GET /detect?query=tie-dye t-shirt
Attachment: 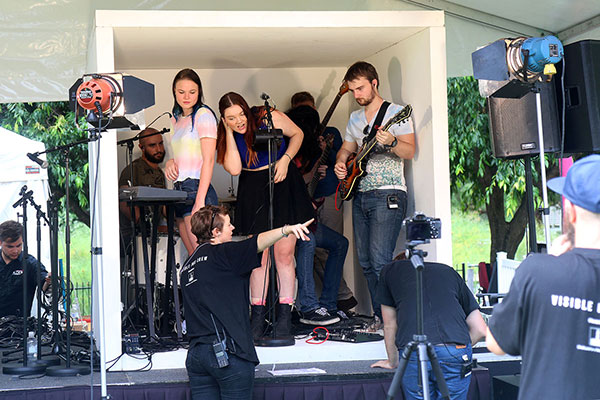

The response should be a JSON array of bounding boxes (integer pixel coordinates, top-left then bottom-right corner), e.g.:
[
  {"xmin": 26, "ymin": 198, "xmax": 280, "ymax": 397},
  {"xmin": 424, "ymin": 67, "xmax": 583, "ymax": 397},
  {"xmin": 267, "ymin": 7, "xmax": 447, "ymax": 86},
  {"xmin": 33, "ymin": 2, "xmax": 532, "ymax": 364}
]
[{"xmin": 169, "ymin": 107, "xmax": 217, "ymax": 182}]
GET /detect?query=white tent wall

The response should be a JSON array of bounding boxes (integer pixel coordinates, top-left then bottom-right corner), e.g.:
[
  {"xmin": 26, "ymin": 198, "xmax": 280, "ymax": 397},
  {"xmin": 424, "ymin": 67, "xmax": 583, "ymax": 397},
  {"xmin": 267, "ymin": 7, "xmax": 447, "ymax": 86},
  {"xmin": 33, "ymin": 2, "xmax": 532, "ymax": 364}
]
[
  {"xmin": 4, "ymin": 1, "xmax": 600, "ymax": 103},
  {"xmin": 0, "ymin": 128, "xmax": 51, "ymax": 273},
  {"xmin": 86, "ymin": 9, "xmax": 448, "ymax": 366}
]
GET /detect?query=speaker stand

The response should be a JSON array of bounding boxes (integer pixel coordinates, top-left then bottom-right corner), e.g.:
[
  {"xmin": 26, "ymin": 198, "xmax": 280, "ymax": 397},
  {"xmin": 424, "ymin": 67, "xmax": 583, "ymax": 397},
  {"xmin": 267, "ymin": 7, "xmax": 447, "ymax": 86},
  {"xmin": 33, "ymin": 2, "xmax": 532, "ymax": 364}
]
[{"xmin": 534, "ymin": 89, "xmax": 552, "ymax": 248}]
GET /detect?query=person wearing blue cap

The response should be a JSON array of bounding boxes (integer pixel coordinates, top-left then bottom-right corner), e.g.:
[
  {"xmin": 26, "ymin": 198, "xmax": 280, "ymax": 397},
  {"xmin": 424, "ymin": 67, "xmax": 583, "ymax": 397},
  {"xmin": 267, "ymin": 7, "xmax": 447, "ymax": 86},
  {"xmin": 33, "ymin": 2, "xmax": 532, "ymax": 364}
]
[{"xmin": 486, "ymin": 154, "xmax": 600, "ymax": 400}]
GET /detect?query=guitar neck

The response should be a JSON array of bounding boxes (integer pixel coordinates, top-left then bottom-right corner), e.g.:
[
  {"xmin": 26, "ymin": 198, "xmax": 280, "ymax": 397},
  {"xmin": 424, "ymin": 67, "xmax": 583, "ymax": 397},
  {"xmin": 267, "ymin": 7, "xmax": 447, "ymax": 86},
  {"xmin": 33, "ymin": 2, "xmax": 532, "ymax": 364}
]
[
  {"xmin": 307, "ymin": 141, "xmax": 334, "ymax": 197},
  {"xmin": 317, "ymin": 92, "xmax": 344, "ymax": 137}
]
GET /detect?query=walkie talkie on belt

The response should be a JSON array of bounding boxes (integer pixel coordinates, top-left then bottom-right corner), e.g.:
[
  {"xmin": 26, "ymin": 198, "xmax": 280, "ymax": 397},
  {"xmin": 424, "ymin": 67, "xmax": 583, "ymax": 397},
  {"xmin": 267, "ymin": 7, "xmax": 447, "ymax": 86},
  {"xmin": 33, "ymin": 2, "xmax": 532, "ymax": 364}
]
[{"xmin": 211, "ymin": 314, "xmax": 229, "ymax": 368}]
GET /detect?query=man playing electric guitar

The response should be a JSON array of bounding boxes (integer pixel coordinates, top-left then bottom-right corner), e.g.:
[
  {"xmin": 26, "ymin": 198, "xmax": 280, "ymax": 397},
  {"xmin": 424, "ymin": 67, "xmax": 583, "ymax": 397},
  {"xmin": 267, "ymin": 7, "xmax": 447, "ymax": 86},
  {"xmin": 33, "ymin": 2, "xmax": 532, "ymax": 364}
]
[{"xmin": 334, "ymin": 61, "xmax": 415, "ymax": 330}]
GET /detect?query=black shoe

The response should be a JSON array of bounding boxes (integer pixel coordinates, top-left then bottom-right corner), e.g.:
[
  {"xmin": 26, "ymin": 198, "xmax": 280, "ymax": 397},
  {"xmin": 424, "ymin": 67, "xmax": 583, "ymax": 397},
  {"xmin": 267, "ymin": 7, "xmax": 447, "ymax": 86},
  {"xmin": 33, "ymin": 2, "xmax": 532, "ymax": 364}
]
[
  {"xmin": 337, "ymin": 296, "xmax": 358, "ymax": 313},
  {"xmin": 299, "ymin": 307, "xmax": 340, "ymax": 326},
  {"xmin": 250, "ymin": 305, "xmax": 267, "ymax": 340},
  {"xmin": 274, "ymin": 303, "xmax": 293, "ymax": 337}
]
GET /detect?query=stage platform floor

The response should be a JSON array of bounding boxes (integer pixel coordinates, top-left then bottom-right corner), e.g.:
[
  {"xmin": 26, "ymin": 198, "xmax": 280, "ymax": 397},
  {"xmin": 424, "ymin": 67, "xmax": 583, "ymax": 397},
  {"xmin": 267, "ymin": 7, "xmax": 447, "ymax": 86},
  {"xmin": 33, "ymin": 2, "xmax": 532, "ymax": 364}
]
[{"xmin": 0, "ymin": 339, "xmax": 520, "ymax": 397}]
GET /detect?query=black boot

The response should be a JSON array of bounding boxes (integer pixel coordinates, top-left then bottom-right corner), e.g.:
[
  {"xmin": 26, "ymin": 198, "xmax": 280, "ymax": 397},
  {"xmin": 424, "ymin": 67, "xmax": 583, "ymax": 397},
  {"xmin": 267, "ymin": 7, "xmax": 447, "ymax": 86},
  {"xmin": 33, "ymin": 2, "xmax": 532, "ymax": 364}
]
[
  {"xmin": 250, "ymin": 305, "xmax": 267, "ymax": 341},
  {"xmin": 274, "ymin": 303, "xmax": 292, "ymax": 338}
]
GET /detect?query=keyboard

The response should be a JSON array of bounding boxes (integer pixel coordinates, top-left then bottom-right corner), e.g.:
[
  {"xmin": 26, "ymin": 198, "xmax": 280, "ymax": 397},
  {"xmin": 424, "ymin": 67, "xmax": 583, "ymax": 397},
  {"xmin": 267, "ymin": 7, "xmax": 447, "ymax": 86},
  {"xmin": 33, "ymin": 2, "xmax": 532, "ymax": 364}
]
[{"xmin": 119, "ymin": 186, "xmax": 187, "ymax": 202}]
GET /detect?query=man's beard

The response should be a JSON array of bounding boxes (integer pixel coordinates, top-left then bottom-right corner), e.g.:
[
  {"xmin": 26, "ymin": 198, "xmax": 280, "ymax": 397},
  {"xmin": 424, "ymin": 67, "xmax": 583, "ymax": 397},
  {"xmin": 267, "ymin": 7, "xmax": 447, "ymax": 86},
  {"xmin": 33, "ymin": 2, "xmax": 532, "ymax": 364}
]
[
  {"xmin": 145, "ymin": 151, "xmax": 165, "ymax": 164},
  {"xmin": 356, "ymin": 94, "xmax": 374, "ymax": 106}
]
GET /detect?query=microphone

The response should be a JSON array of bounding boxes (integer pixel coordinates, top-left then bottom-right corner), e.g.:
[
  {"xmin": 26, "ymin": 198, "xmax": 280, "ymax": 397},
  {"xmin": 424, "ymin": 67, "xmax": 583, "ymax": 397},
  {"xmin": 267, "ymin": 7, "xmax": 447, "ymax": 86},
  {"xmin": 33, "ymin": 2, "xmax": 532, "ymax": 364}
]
[
  {"xmin": 260, "ymin": 93, "xmax": 270, "ymax": 101},
  {"xmin": 27, "ymin": 153, "xmax": 48, "ymax": 169}
]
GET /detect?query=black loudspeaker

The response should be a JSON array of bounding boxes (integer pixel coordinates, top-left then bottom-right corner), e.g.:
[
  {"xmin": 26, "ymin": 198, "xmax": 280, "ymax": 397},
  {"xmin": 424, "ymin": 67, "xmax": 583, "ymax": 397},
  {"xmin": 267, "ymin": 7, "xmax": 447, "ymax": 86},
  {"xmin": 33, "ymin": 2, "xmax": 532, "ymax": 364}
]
[
  {"xmin": 555, "ymin": 40, "xmax": 600, "ymax": 154},
  {"xmin": 488, "ymin": 82, "xmax": 561, "ymax": 159}
]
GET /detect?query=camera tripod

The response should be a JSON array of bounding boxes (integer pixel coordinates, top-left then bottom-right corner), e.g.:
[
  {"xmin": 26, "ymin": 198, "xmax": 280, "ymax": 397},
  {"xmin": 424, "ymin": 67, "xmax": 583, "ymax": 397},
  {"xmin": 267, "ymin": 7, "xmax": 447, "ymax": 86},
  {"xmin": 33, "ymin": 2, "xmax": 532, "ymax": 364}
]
[{"xmin": 386, "ymin": 241, "xmax": 450, "ymax": 400}]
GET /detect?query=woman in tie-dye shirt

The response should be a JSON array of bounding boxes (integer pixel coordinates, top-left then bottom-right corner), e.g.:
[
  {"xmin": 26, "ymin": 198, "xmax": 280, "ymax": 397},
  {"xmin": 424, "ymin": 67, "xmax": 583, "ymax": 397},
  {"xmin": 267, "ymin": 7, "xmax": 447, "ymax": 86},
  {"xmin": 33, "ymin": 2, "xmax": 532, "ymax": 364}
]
[{"xmin": 165, "ymin": 69, "xmax": 218, "ymax": 255}]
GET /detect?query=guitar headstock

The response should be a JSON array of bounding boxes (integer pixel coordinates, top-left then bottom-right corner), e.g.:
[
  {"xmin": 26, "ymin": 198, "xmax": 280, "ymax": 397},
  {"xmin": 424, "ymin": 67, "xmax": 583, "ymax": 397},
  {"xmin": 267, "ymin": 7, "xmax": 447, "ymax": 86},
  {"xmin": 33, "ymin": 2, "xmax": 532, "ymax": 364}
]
[
  {"xmin": 339, "ymin": 81, "xmax": 349, "ymax": 96},
  {"xmin": 383, "ymin": 104, "xmax": 413, "ymax": 130}
]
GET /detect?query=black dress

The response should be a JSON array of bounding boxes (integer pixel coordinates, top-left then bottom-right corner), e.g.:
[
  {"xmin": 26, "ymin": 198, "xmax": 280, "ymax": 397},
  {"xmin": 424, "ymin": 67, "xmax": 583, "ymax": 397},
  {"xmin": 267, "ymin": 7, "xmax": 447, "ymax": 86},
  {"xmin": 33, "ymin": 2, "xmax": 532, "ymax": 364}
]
[{"xmin": 233, "ymin": 131, "xmax": 314, "ymax": 235}]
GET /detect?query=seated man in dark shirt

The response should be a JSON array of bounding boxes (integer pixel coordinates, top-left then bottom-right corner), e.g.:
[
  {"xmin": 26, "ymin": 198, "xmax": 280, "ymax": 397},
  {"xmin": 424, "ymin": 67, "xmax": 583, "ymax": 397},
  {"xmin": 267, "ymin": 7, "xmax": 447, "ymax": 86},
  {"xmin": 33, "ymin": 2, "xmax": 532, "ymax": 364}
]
[
  {"xmin": 372, "ymin": 260, "xmax": 486, "ymax": 400},
  {"xmin": 0, "ymin": 220, "xmax": 48, "ymax": 318},
  {"xmin": 287, "ymin": 92, "xmax": 357, "ymax": 324},
  {"xmin": 119, "ymin": 127, "xmax": 166, "ymax": 248}
]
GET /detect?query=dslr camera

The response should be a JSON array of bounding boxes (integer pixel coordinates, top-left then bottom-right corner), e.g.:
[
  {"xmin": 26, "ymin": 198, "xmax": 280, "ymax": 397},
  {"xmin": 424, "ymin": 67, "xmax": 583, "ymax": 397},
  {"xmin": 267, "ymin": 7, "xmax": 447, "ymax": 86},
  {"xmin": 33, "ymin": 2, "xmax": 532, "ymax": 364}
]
[{"xmin": 405, "ymin": 213, "xmax": 442, "ymax": 241}]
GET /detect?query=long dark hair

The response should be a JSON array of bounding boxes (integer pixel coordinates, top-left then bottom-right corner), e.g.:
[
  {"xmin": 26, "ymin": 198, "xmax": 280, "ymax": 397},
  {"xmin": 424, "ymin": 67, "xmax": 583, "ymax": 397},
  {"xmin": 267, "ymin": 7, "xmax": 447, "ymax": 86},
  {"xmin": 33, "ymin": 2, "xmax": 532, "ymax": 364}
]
[
  {"xmin": 286, "ymin": 105, "xmax": 321, "ymax": 173},
  {"xmin": 216, "ymin": 92, "xmax": 259, "ymax": 167},
  {"xmin": 171, "ymin": 68, "xmax": 205, "ymax": 129}
]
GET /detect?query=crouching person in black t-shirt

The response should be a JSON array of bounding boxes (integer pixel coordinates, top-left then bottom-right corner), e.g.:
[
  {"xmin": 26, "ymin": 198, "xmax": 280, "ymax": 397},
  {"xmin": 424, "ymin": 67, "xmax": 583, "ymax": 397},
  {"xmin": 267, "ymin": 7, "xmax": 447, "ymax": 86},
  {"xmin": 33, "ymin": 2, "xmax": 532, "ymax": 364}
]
[
  {"xmin": 371, "ymin": 261, "xmax": 487, "ymax": 400},
  {"xmin": 181, "ymin": 205, "xmax": 312, "ymax": 400}
]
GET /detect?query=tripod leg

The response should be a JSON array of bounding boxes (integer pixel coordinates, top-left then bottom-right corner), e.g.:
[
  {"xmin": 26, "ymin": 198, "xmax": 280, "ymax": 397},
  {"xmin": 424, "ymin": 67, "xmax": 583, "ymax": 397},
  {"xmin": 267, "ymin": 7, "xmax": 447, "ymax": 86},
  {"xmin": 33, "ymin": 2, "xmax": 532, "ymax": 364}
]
[
  {"xmin": 416, "ymin": 343, "xmax": 431, "ymax": 400},
  {"xmin": 427, "ymin": 343, "xmax": 450, "ymax": 400},
  {"xmin": 386, "ymin": 342, "xmax": 416, "ymax": 400}
]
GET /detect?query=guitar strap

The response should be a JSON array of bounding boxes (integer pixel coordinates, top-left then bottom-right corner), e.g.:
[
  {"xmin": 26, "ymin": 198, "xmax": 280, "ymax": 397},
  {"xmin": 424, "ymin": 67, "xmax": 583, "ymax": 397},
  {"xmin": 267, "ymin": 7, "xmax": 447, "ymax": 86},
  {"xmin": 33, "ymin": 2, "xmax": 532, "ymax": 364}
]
[{"xmin": 364, "ymin": 101, "xmax": 390, "ymax": 143}]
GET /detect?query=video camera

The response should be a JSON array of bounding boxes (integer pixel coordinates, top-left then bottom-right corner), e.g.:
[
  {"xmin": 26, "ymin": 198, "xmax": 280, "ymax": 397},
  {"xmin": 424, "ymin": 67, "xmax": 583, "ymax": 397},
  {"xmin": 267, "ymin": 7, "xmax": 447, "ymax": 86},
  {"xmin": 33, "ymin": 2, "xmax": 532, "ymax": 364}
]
[{"xmin": 405, "ymin": 213, "xmax": 441, "ymax": 242}]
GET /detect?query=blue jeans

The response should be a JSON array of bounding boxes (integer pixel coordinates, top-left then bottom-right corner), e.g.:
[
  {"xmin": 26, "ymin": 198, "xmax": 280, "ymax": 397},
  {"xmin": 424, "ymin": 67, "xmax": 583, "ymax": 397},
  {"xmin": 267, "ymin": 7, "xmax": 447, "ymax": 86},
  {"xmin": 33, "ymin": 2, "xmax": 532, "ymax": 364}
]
[
  {"xmin": 186, "ymin": 342, "xmax": 255, "ymax": 400},
  {"xmin": 295, "ymin": 223, "xmax": 349, "ymax": 312},
  {"xmin": 174, "ymin": 179, "xmax": 218, "ymax": 218},
  {"xmin": 352, "ymin": 189, "xmax": 406, "ymax": 318},
  {"xmin": 402, "ymin": 343, "xmax": 472, "ymax": 400}
]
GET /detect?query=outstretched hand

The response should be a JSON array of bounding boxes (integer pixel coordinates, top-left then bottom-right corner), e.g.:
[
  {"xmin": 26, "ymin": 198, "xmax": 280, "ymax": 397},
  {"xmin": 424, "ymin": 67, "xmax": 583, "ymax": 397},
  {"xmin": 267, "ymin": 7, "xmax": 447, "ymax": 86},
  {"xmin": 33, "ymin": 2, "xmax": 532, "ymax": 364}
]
[
  {"xmin": 283, "ymin": 218, "xmax": 314, "ymax": 241},
  {"xmin": 371, "ymin": 359, "xmax": 396, "ymax": 370}
]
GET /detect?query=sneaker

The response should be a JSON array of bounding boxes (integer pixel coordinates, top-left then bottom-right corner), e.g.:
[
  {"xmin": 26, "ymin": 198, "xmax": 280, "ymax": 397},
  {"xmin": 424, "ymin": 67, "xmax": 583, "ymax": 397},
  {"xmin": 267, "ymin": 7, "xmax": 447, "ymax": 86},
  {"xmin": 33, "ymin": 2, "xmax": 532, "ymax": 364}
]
[
  {"xmin": 367, "ymin": 315, "xmax": 383, "ymax": 332},
  {"xmin": 299, "ymin": 307, "xmax": 340, "ymax": 326},
  {"xmin": 336, "ymin": 310, "xmax": 350, "ymax": 320},
  {"xmin": 337, "ymin": 296, "xmax": 358, "ymax": 313}
]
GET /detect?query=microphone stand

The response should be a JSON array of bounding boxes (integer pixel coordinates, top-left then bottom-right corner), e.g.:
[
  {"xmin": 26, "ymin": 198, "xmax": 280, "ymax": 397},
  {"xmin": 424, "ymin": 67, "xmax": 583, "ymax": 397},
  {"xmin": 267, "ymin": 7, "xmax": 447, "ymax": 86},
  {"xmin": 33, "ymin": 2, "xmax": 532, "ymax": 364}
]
[
  {"xmin": 43, "ymin": 146, "xmax": 92, "ymax": 377},
  {"xmin": 29, "ymin": 194, "xmax": 61, "ymax": 367},
  {"xmin": 47, "ymin": 195, "xmax": 63, "ymax": 358},
  {"xmin": 117, "ymin": 135, "xmax": 141, "ymax": 329},
  {"xmin": 2, "ymin": 186, "xmax": 47, "ymax": 375},
  {"xmin": 254, "ymin": 97, "xmax": 294, "ymax": 347}
]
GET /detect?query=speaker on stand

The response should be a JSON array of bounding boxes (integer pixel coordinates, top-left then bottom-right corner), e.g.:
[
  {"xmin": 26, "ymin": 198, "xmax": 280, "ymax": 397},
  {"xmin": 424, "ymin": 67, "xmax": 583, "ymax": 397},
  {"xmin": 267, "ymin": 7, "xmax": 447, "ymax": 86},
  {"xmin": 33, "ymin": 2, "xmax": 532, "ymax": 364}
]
[
  {"xmin": 554, "ymin": 39, "xmax": 600, "ymax": 154},
  {"xmin": 488, "ymin": 81, "xmax": 561, "ymax": 159}
]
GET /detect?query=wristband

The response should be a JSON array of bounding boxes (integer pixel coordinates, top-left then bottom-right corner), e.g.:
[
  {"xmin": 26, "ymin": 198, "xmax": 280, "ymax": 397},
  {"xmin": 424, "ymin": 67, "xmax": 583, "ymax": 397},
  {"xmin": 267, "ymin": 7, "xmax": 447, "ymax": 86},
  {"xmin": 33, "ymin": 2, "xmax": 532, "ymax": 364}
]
[
  {"xmin": 281, "ymin": 225, "xmax": 289, "ymax": 237},
  {"xmin": 283, "ymin": 153, "xmax": 292, "ymax": 161},
  {"xmin": 385, "ymin": 137, "xmax": 398, "ymax": 149}
]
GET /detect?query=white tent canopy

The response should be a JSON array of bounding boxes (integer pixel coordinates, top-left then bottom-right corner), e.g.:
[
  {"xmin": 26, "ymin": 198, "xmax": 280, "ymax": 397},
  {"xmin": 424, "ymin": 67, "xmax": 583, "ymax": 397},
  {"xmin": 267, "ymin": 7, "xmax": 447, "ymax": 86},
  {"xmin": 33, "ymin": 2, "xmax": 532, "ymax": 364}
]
[
  {"xmin": 0, "ymin": 127, "xmax": 51, "ymax": 267},
  {"xmin": 1, "ymin": 0, "xmax": 600, "ymax": 103}
]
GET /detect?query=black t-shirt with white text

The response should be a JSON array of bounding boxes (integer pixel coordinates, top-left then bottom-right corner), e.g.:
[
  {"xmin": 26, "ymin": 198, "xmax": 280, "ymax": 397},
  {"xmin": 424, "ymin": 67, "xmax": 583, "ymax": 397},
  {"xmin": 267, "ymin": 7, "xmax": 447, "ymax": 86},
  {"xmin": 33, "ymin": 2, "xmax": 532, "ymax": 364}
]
[
  {"xmin": 0, "ymin": 253, "xmax": 48, "ymax": 318},
  {"xmin": 180, "ymin": 237, "xmax": 261, "ymax": 364},
  {"xmin": 489, "ymin": 248, "xmax": 600, "ymax": 399},
  {"xmin": 377, "ymin": 261, "xmax": 479, "ymax": 349}
]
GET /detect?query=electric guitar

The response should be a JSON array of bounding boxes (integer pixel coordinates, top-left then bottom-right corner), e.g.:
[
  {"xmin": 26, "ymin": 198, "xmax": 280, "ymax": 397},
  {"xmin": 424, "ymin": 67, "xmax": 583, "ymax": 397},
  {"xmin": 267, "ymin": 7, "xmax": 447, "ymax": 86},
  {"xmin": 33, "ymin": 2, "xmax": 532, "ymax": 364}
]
[
  {"xmin": 338, "ymin": 104, "xmax": 413, "ymax": 201},
  {"xmin": 307, "ymin": 133, "xmax": 334, "ymax": 199},
  {"xmin": 306, "ymin": 81, "xmax": 349, "ymax": 200}
]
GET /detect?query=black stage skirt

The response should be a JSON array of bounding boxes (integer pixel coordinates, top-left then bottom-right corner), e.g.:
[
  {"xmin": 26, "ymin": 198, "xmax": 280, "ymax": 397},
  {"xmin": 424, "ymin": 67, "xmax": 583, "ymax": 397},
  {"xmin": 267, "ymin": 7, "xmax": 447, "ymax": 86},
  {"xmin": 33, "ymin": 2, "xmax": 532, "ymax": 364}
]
[{"xmin": 235, "ymin": 163, "xmax": 314, "ymax": 235}]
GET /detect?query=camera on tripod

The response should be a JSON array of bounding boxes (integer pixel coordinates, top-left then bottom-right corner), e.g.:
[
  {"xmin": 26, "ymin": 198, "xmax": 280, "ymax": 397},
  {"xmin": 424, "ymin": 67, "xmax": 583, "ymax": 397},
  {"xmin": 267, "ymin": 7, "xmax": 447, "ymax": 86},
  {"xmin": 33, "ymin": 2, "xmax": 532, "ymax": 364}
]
[{"xmin": 405, "ymin": 213, "xmax": 441, "ymax": 242}]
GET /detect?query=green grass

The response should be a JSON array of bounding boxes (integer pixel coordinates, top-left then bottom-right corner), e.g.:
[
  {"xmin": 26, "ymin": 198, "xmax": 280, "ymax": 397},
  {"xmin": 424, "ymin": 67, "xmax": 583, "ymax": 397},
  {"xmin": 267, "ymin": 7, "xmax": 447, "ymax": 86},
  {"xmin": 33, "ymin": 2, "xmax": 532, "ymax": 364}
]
[
  {"xmin": 57, "ymin": 220, "xmax": 91, "ymax": 285},
  {"xmin": 451, "ymin": 209, "xmax": 492, "ymax": 269},
  {"xmin": 451, "ymin": 207, "xmax": 562, "ymax": 272}
]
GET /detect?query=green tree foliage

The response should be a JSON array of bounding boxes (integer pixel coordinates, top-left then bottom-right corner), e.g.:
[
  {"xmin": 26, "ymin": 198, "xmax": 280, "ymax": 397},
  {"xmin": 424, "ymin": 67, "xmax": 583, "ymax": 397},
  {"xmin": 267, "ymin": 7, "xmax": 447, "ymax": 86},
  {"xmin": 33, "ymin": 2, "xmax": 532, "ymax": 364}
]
[
  {"xmin": 0, "ymin": 102, "xmax": 90, "ymax": 226},
  {"xmin": 448, "ymin": 76, "xmax": 557, "ymax": 263}
]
